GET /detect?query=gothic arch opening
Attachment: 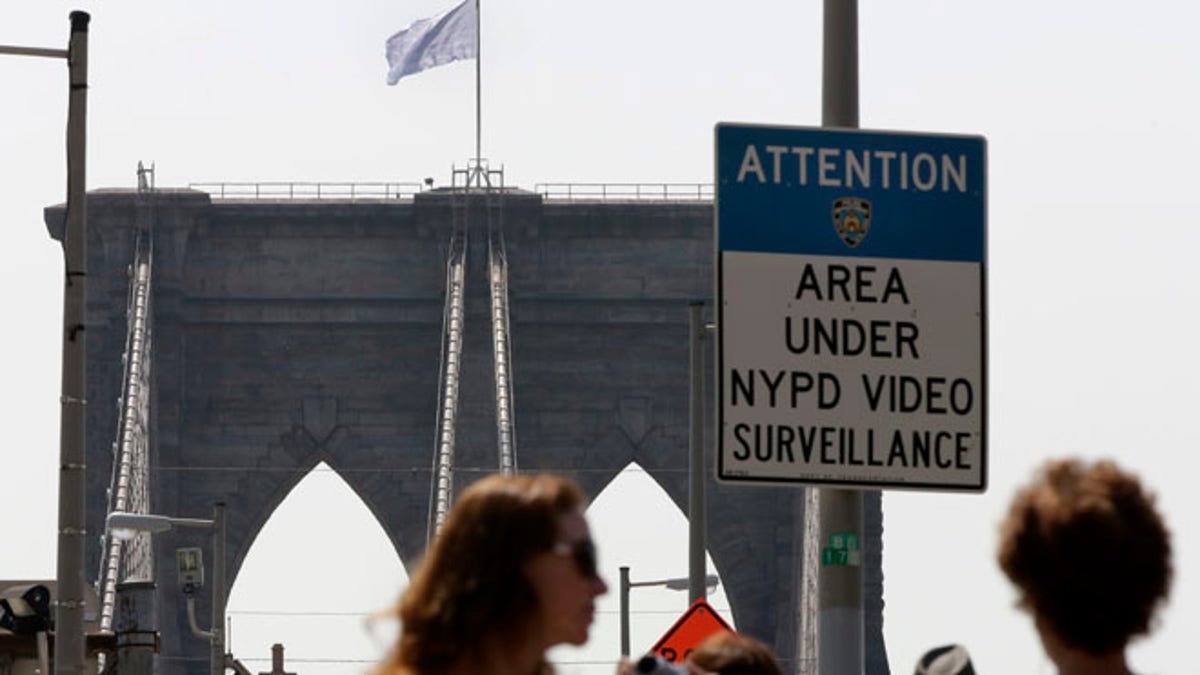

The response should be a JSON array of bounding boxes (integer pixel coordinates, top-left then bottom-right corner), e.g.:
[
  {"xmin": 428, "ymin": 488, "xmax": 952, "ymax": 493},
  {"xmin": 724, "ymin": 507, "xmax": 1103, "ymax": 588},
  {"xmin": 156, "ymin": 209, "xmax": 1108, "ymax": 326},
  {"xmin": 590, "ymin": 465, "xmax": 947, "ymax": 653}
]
[
  {"xmin": 226, "ymin": 461, "xmax": 409, "ymax": 674},
  {"xmin": 549, "ymin": 462, "xmax": 736, "ymax": 675}
]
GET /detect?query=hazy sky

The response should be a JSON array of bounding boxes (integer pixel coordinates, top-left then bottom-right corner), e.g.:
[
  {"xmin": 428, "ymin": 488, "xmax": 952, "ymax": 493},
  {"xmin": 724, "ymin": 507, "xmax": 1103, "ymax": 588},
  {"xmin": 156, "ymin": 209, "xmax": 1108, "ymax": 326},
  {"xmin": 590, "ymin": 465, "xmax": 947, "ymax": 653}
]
[{"xmin": 3, "ymin": 1, "xmax": 1199, "ymax": 673}]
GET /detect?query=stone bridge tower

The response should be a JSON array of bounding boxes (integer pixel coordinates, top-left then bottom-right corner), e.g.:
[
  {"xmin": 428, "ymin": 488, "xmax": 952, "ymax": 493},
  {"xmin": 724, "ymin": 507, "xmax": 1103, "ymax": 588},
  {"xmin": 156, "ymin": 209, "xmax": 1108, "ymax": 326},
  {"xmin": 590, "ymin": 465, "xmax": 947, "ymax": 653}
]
[{"xmin": 46, "ymin": 186, "xmax": 887, "ymax": 674}]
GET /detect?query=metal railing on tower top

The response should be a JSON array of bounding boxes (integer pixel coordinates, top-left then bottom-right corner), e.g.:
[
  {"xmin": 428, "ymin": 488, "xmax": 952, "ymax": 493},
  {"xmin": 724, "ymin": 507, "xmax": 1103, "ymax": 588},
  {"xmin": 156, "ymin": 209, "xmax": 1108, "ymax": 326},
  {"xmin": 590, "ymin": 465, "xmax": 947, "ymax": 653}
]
[
  {"xmin": 189, "ymin": 182, "xmax": 426, "ymax": 200},
  {"xmin": 187, "ymin": 180, "xmax": 715, "ymax": 202},
  {"xmin": 534, "ymin": 182, "xmax": 713, "ymax": 201}
]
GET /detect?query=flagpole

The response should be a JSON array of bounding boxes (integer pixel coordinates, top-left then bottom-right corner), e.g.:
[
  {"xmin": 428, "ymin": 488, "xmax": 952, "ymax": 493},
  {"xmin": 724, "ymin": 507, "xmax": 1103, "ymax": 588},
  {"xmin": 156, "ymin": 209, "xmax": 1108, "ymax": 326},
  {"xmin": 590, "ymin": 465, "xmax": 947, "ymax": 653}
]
[{"xmin": 474, "ymin": 0, "xmax": 481, "ymax": 185}]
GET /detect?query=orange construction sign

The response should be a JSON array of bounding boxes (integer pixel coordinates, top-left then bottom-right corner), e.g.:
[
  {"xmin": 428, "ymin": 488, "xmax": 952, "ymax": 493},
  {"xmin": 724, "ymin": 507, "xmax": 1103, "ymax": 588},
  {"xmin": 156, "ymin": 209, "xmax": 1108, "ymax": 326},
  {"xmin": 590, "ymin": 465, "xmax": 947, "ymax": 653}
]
[{"xmin": 649, "ymin": 598, "xmax": 733, "ymax": 664}]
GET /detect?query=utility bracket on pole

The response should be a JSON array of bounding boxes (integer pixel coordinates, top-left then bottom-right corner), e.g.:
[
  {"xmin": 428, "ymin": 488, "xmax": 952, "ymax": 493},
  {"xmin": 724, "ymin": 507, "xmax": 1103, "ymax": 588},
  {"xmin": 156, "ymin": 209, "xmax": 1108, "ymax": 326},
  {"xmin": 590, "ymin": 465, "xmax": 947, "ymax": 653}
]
[{"xmin": 452, "ymin": 159, "xmax": 504, "ymax": 190}]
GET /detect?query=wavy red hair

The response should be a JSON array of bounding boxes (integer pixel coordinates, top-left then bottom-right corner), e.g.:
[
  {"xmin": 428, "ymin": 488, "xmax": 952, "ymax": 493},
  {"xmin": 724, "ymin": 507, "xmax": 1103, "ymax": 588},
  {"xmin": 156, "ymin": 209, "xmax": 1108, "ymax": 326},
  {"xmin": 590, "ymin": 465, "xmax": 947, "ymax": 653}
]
[{"xmin": 377, "ymin": 473, "xmax": 584, "ymax": 674}]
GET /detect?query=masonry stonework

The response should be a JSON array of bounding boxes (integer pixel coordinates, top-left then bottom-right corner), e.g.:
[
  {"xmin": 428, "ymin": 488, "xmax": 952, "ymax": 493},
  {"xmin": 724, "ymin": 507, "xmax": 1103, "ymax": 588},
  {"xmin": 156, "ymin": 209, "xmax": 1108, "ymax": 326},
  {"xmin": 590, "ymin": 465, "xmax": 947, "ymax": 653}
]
[{"xmin": 46, "ymin": 188, "xmax": 887, "ymax": 674}]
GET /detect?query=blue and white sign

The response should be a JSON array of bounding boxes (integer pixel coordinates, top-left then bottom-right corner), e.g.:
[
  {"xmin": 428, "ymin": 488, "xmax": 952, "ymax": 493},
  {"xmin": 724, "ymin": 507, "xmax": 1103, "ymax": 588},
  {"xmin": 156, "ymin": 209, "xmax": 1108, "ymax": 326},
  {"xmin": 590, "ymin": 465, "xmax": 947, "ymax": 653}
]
[{"xmin": 716, "ymin": 124, "xmax": 987, "ymax": 491}]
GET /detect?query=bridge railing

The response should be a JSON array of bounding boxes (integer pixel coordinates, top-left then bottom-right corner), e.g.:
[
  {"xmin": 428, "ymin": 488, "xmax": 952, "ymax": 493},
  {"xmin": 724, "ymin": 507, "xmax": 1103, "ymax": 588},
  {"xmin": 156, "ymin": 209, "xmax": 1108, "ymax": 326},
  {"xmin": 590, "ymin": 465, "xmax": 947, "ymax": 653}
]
[
  {"xmin": 189, "ymin": 182, "xmax": 425, "ymax": 200},
  {"xmin": 188, "ymin": 181, "xmax": 715, "ymax": 202},
  {"xmin": 534, "ymin": 182, "xmax": 713, "ymax": 202}
]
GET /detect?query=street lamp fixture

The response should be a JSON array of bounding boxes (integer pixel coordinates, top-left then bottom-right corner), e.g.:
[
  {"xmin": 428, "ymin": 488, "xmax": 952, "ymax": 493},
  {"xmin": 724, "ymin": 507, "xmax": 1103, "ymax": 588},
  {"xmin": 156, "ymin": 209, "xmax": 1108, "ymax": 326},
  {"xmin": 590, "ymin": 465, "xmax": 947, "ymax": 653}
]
[
  {"xmin": 619, "ymin": 566, "xmax": 719, "ymax": 657},
  {"xmin": 105, "ymin": 503, "xmax": 227, "ymax": 675},
  {"xmin": 107, "ymin": 512, "xmax": 218, "ymax": 539}
]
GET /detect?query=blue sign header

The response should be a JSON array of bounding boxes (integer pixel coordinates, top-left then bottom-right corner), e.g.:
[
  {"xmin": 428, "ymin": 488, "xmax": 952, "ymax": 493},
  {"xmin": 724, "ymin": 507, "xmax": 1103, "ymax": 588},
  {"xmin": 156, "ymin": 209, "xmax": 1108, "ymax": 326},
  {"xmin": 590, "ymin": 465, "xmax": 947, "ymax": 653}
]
[{"xmin": 716, "ymin": 124, "xmax": 986, "ymax": 262}]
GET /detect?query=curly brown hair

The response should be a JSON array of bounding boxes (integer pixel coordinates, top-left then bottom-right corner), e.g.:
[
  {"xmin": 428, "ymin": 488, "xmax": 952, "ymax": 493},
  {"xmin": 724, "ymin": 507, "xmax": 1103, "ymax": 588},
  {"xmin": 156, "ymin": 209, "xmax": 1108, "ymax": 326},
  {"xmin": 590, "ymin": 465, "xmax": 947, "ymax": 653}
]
[
  {"xmin": 996, "ymin": 459, "xmax": 1172, "ymax": 656},
  {"xmin": 688, "ymin": 631, "xmax": 783, "ymax": 675},
  {"xmin": 377, "ymin": 473, "xmax": 585, "ymax": 674}
]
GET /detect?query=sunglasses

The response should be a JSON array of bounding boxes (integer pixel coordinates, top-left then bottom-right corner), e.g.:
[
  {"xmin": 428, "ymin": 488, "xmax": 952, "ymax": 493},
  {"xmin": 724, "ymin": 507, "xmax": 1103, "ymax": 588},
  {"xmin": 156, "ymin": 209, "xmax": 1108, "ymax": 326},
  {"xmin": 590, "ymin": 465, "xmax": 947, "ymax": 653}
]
[{"xmin": 552, "ymin": 538, "xmax": 599, "ymax": 580}]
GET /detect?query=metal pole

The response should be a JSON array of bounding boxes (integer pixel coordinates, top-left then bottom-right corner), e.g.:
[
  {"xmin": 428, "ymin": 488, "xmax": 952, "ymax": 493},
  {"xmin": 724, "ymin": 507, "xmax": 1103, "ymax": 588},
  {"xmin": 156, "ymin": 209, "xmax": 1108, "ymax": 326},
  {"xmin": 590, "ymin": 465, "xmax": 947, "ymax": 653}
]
[
  {"xmin": 114, "ymin": 581, "xmax": 157, "ymax": 675},
  {"xmin": 0, "ymin": 45, "xmax": 69, "ymax": 58},
  {"xmin": 822, "ymin": 0, "xmax": 859, "ymax": 129},
  {"xmin": 474, "ymin": 0, "xmax": 481, "ymax": 180},
  {"xmin": 818, "ymin": 1, "xmax": 864, "ymax": 673},
  {"xmin": 211, "ymin": 503, "xmax": 227, "ymax": 675},
  {"xmin": 687, "ymin": 302, "xmax": 707, "ymax": 603},
  {"xmin": 55, "ymin": 11, "xmax": 89, "ymax": 675},
  {"xmin": 619, "ymin": 566, "xmax": 631, "ymax": 657}
]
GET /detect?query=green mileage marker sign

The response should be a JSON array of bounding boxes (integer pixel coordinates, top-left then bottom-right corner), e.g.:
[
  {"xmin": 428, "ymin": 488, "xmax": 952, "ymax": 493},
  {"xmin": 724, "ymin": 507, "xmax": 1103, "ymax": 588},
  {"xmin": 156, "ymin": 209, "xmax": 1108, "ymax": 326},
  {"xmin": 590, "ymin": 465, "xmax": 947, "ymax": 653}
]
[{"xmin": 821, "ymin": 532, "xmax": 860, "ymax": 567}]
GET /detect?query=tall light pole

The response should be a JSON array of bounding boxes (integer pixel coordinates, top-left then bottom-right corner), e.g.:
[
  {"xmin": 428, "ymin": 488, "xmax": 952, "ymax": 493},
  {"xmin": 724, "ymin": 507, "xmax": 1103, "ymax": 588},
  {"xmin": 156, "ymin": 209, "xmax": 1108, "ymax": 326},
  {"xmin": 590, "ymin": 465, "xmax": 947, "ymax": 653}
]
[
  {"xmin": 618, "ymin": 566, "xmax": 718, "ymax": 658},
  {"xmin": 687, "ymin": 301, "xmax": 707, "ymax": 604},
  {"xmin": 1, "ymin": 12, "xmax": 90, "ymax": 675},
  {"xmin": 819, "ymin": 0, "xmax": 865, "ymax": 673},
  {"xmin": 107, "ymin": 503, "xmax": 228, "ymax": 675}
]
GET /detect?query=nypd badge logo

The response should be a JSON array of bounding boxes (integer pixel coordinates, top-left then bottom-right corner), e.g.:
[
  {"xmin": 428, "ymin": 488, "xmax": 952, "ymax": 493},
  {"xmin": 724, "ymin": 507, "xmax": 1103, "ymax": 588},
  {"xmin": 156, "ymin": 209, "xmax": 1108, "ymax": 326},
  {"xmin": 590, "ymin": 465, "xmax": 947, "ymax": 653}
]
[{"xmin": 832, "ymin": 197, "xmax": 871, "ymax": 248}]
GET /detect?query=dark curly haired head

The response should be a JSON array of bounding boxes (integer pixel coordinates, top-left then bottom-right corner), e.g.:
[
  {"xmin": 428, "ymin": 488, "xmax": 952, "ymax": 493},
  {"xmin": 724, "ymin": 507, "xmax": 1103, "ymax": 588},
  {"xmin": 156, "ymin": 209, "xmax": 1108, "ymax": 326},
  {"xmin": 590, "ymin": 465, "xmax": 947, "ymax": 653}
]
[{"xmin": 997, "ymin": 459, "xmax": 1172, "ymax": 657}]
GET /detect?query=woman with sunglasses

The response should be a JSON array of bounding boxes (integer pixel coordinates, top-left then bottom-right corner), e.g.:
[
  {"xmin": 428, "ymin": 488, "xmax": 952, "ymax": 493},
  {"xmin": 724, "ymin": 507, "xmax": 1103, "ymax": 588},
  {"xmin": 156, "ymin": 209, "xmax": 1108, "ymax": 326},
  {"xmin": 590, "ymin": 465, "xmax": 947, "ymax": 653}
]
[{"xmin": 377, "ymin": 473, "xmax": 608, "ymax": 675}]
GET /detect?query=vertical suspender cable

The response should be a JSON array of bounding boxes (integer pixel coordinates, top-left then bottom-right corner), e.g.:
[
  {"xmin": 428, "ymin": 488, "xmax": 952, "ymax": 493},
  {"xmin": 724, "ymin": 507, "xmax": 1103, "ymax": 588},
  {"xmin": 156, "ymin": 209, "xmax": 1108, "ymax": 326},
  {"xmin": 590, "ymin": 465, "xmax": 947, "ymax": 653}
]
[
  {"xmin": 429, "ymin": 195, "xmax": 468, "ymax": 543},
  {"xmin": 488, "ymin": 186, "xmax": 516, "ymax": 474}
]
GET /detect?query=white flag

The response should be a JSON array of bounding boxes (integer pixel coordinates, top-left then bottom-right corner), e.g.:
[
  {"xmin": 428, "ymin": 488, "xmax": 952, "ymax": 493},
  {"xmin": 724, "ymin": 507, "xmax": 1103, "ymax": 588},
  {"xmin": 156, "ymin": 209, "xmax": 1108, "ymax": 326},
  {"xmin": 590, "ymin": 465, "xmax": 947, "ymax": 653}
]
[{"xmin": 386, "ymin": 0, "xmax": 477, "ymax": 85}]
